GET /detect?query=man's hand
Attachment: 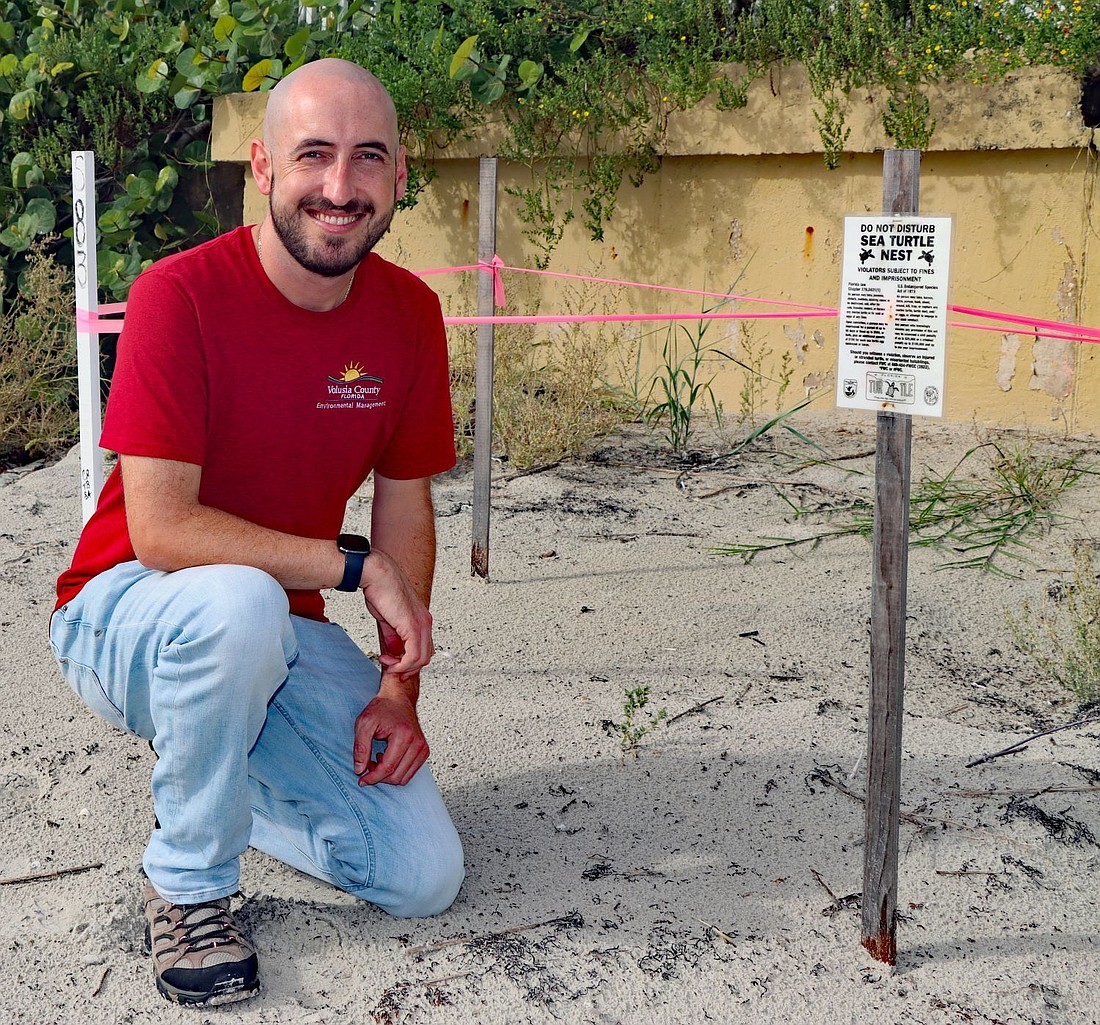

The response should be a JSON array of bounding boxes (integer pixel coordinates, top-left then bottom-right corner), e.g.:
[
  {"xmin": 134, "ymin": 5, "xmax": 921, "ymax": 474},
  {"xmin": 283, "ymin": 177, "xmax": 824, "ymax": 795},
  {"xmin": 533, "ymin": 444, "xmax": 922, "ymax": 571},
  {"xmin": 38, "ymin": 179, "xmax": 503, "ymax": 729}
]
[
  {"xmin": 358, "ymin": 550, "xmax": 434, "ymax": 678},
  {"xmin": 353, "ymin": 674, "xmax": 428, "ymax": 786}
]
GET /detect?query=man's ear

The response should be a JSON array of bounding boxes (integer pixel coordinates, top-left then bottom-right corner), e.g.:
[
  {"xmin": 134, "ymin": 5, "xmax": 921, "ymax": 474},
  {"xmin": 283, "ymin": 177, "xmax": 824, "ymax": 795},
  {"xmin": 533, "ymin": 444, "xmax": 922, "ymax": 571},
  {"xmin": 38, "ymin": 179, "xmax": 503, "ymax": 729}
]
[
  {"xmin": 394, "ymin": 144, "xmax": 408, "ymax": 203},
  {"xmin": 250, "ymin": 139, "xmax": 273, "ymax": 197}
]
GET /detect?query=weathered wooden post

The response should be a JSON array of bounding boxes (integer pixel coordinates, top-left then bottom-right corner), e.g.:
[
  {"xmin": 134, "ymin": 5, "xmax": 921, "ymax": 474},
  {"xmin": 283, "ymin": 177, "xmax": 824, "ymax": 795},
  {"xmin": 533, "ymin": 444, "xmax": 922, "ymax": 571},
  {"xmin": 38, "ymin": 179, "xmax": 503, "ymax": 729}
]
[
  {"xmin": 71, "ymin": 150, "xmax": 103, "ymax": 524},
  {"xmin": 861, "ymin": 149, "xmax": 920, "ymax": 964},
  {"xmin": 470, "ymin": 156, "xmax": 499, "ymax": 578}
]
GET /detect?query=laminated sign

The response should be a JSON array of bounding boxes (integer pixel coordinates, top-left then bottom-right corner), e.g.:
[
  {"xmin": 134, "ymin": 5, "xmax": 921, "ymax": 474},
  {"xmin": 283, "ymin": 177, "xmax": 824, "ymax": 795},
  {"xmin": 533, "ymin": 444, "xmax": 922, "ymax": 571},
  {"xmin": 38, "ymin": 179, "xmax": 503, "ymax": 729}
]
[{"xmin": 836, "ymin": 215, "xmax": 953, "ymax": 416}]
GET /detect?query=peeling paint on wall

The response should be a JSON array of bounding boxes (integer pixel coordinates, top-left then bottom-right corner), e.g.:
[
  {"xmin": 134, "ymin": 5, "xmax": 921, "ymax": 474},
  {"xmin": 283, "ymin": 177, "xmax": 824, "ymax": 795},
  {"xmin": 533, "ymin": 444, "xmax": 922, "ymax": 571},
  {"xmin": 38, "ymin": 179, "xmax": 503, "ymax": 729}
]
[
  {"xmin": 728, "ymin": 220, "xmax": 744, "ymax": 262},
  {"xmin": 1055, "ymin": 259, "xmax": 1079, "ymax": 320},
  {"xmin": 1029, "ymin": 336, "xmax": 1075, "ymax": 418},
  {"xmin": 996, "ymin": 333, "xmax": 1021, "ymax": 392},
  {"xmin": 784, "ymin": 320, "xmax": 809, "ymax": 364},
  {"xmin": 1025, "ymin": 243, "xmax": 1081, "ymax": 418},
  {"xmin": 803, "ymin": 370, "xmax": 834, "ymax": 394},
  {"xmin": 813, "ymin": 329, "xmax": 825, "ymax": 350}
]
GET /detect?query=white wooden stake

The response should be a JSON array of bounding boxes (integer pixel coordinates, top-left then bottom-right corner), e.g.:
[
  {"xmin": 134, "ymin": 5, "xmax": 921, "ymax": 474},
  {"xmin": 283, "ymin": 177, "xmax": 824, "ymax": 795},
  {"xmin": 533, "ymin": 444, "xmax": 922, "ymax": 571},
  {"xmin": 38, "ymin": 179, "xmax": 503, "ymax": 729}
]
[{"xmin": 72, "ymin": 150, "xmax": 103, "ymax": 522}]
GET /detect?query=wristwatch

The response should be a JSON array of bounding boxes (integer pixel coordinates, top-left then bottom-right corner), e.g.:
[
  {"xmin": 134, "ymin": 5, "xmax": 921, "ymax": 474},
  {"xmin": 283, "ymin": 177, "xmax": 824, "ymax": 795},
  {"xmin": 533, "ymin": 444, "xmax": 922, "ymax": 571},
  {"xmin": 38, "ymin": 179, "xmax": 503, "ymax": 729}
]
[{"xmin": 336, "ymin": 533, "xmax": 372, "ymax": 591}]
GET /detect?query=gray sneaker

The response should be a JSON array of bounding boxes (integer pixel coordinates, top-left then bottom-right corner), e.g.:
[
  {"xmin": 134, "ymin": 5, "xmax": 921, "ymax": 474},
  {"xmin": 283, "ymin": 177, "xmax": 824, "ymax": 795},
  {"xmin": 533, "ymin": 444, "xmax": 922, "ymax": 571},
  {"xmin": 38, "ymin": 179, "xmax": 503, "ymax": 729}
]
[{"xmin": 143, "ymin": 881, "xmax": 260, "ymax": 1006}]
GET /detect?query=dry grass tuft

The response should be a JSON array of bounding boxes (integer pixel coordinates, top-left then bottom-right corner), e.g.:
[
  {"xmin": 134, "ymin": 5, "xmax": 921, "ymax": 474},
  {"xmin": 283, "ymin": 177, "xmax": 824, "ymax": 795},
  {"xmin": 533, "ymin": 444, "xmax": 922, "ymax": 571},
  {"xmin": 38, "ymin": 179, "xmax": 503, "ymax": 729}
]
[
  {"xmin": 1009, "ymin": 542, "xmax": 1100, "ymax": 707},
  {"xmin": 0, "ymin": 243, "xmax": 78, "ymax": 469},
  {"xmin": 447, "ymin": 271, "xmax": 629, "ymax": 469}
]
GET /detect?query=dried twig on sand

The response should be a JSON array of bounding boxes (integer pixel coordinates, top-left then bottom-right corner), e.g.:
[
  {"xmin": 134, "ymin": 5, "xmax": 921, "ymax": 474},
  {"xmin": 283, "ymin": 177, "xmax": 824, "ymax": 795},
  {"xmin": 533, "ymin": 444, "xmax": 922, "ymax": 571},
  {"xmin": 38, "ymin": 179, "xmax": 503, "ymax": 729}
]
[
  {"xmin": 0, "ymin": 861, "xmax": 103, "ymax": 886},
  {"xmin": 965, "ymin": 712, "xmax": 1100, "ymax": 768},
  {"xmin": 666, "ymin": 695, "xmax": 724, "ymax": 725},
  {"xmin": 951, "ymin": 784, "xmax": 1100, "ymax": 798},
  {"xmin": 808, "ymin": 766, "xmax": 1001, "ymax": 837}
]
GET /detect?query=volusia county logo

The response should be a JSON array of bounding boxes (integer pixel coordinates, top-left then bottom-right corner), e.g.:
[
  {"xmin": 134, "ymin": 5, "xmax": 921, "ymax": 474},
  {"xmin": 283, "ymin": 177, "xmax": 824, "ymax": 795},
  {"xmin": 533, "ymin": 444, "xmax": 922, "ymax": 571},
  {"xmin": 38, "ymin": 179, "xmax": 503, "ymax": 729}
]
[{"xmin": 317, "ymin": 362, "xmax": 387, "ymax": 411}]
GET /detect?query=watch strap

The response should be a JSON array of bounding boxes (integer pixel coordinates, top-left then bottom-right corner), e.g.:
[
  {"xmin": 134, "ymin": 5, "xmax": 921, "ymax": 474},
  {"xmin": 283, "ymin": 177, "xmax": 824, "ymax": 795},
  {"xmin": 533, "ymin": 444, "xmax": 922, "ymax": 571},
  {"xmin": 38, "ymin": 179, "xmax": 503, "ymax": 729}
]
[{"xmin": 337, "ymin": 549, "xmax": 366, "ymax": 592}]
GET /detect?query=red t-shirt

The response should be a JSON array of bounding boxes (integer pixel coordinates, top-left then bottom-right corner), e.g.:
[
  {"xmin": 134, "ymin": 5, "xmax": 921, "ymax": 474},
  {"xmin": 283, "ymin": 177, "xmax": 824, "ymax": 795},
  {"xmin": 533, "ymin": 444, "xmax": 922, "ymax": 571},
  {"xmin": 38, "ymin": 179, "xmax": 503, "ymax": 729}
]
[{"xmin": 56, "ymin": 226, "xmax": 456, "ymax": 621}]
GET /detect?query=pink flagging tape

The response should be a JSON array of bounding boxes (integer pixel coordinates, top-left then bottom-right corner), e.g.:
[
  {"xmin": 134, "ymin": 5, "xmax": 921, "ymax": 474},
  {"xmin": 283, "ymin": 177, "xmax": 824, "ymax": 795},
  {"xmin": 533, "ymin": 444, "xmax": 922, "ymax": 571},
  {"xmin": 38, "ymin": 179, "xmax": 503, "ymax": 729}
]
[
  {"xmin": 488, "ymin": 256, "xmax": 506, "ymax": 307},
  {"xmin": 76, "ymin": 308, "xmax": 126, "ymax": 334},
  {"xmin": 949, "ymin": 304, "xmax": 1100, "ymax": 342},
  {"xmin": 416, "ymin": 263, "xmax": 483, "ymax": 277},
  {"xmin": 73, "ymin": 260, "xmax": 1100, "ymax": 343},
  {"xmin": 443, "ymin": 310, "xmax": 838, "ymax": 326},
  {"xmin": 488, "ymin": 262, "xmax": 839, "ymax": 314},
  {"xmin": 416, "ymin": 258, "xmax": 506, "ymax": 307},
  {"xmin": 947, "ymin": 320, "xmax": 1100, "ymax": 345}
]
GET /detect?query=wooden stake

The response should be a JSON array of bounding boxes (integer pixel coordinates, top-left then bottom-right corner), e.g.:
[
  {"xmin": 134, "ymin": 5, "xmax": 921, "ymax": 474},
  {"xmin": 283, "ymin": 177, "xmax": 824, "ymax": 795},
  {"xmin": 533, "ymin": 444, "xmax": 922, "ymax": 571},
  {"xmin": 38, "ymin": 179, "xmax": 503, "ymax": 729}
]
[
  {"xmin": 862, "ymin": 148, "xmax": 920, "ymax": 966},
  {"xmin": 72, "ymin": 150, "xmax": 104, "ymax": 523},
  {"xmin": 471, "ymin": 156, "xmax": 498, "ymax": 578}
]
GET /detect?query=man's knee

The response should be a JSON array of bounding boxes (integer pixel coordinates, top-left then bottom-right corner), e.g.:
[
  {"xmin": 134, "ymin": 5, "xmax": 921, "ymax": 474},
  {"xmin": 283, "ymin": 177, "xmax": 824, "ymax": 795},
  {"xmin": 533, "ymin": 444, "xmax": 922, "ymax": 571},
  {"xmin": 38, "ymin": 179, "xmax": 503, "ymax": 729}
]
[
  {"xmin": 171, "ymin": 566, "xmax": 294, "ymax": 665},
  {"xmin": 386, "ymin": 829, "xmax": 465, "ymax": 918},
  {"xmin": 181, "ymin": 565, "xmax": 289, "ymax": 636}
]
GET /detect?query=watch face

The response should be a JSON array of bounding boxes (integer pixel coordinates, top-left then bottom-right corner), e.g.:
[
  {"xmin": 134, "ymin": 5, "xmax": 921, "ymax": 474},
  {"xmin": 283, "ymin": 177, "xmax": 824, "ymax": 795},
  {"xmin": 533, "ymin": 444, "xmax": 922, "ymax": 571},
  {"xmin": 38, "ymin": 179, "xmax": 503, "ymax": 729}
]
[{"xmin": 337, "ymin": 533, "xmax": 371, "ymax": 554}]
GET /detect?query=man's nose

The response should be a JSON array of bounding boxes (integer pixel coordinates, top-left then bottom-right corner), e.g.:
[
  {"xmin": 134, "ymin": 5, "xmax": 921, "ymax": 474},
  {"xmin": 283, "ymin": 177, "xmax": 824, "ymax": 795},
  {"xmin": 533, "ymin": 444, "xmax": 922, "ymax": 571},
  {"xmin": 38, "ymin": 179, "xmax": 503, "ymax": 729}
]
[{"xmin": 322, "ymin": 158, "xmax": 355, "ymax": 207}]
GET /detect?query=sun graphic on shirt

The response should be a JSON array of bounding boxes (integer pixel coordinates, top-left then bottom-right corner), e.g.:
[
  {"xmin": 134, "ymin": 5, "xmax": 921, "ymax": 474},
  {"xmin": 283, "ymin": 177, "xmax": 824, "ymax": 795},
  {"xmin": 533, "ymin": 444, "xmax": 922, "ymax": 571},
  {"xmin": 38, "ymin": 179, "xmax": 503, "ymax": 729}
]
[
  {"xmin": 337, "ymin": 362, "xmax": 367, "ymax": 382},
  {"xmin": 327, "ymin": 361, "xmax": 384, "ymax": 386}
]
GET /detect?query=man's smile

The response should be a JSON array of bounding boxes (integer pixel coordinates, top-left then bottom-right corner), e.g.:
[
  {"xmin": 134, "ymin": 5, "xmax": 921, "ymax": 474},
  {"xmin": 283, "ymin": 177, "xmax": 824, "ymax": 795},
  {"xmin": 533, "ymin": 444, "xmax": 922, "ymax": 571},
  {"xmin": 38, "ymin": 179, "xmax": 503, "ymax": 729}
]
[{"xmin": 312, "ymin": 210, "xmax": 362, "ymax": 227}]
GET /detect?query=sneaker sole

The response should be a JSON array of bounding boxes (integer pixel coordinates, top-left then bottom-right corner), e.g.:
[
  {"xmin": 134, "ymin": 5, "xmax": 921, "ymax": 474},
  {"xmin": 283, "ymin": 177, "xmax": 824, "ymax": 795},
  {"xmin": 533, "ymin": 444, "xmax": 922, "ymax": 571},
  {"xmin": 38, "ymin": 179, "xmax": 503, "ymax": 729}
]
[{"xmin": 154, "ymin": 972, "xmax": 260, "ymax": 1006}]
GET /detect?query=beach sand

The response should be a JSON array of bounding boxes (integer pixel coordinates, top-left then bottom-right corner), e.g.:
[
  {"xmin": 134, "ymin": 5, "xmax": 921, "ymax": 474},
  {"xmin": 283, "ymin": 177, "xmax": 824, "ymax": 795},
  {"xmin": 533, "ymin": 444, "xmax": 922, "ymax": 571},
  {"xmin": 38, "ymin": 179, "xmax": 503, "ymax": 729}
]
[{"xmin": 2, "ymin": 414, "xmax": 1099, "ymax": 1024}]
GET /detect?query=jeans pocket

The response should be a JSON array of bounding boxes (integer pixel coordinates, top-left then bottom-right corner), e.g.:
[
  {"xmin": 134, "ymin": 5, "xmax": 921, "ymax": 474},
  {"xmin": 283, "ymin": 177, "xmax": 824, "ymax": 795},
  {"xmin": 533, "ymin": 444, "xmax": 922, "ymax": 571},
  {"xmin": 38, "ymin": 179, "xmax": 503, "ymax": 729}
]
[
  {"xmin": 56, "ymin": 656, "xmax": 127, "ymax": 731},
  {"xmin": 51, "ymin": 608, "xmax": 128, "ymax": 732},
  {"xmin": 49, "ymin": 607, "xmax": 127, "ymax": 734}
]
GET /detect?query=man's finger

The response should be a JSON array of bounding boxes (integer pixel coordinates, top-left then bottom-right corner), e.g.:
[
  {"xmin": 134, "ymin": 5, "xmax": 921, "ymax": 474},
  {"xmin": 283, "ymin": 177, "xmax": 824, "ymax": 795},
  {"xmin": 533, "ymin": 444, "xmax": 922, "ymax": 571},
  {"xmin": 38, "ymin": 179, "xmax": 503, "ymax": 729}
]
[
  {"xmin": 359, "ymin": 738, "xmax": 426, "ymax": 786},
  {"xmin": 381, "ymin": 637, "xmax": 433, "ymax": 676}
]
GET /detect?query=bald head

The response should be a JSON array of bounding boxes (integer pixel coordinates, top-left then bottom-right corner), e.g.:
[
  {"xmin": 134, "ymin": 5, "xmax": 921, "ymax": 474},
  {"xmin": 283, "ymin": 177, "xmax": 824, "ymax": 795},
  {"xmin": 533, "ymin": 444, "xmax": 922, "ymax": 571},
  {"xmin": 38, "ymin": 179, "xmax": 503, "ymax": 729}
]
[
  {"xmin": 249, "ymin": 57, "xmax": 408, "ymax": 290},
  {"xmin": 262, "ymin": 58, "xmax": 399, "ymax": 155}
]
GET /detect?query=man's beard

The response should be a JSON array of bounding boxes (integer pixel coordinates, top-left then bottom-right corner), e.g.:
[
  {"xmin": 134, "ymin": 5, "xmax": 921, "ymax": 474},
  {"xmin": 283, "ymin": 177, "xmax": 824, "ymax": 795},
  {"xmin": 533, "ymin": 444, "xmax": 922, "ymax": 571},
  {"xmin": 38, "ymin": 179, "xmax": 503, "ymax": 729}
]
[{"xmin": 270, "ymin": 191, "xmax": 394, "ymax": 278}]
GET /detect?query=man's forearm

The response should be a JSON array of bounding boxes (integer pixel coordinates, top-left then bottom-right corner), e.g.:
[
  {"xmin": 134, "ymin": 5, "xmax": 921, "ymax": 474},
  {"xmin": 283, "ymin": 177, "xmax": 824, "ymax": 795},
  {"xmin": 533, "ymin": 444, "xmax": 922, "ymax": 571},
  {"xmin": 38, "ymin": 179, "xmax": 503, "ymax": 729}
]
[
  {"xmin": 123, "ymin": 455, "xmax": 346, "ymax": 589},
  {"xmin": 370, "ymin": 475, "xmax": 438, "ymax": 608}
]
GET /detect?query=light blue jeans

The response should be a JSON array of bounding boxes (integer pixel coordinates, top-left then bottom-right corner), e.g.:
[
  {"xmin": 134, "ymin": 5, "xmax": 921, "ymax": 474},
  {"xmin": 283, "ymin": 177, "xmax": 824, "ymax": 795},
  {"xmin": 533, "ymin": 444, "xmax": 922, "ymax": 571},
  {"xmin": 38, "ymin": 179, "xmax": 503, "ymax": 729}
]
[{"xmin": 49, "ymin": 560, "xmax": 463, "ymax": 916}]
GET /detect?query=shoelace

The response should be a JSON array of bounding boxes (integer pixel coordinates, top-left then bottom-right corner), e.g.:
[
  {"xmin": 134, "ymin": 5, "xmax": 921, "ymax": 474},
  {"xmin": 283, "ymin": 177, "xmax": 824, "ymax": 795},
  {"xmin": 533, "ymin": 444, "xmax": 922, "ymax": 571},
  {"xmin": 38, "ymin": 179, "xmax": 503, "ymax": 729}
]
[{"xmin": 155, "ymin": 901, "xmax": 239, "ymax": 954}]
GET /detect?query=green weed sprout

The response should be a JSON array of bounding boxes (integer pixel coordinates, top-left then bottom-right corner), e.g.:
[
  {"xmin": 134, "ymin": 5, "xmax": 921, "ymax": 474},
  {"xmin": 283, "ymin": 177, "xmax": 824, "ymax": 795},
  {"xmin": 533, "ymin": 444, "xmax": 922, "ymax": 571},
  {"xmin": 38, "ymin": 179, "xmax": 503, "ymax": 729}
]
[{"xmin": 614, "ymin": 686, "xmax": 668, "ymax": 755}]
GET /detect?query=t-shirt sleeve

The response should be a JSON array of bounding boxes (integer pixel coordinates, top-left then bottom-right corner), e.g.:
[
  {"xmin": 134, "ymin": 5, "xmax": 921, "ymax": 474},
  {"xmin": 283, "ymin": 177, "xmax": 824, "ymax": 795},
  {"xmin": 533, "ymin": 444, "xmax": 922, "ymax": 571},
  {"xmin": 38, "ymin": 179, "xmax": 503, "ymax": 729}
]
[
  {"xmin": 101, "ymin": 268, "xmax": 209, "ymax": 466},
  {"xmin": 373, "ymin": 287, "xmax": 456, "ymax": 480}
]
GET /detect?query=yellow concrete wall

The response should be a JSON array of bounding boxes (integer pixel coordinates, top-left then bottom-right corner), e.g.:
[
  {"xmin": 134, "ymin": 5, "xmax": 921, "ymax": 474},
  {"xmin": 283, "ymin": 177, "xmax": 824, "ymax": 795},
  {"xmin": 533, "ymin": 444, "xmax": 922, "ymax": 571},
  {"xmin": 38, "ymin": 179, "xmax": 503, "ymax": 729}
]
[{"xmin": 212, "ymin": 65, "xmax": 1099, "ymax": 433}]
